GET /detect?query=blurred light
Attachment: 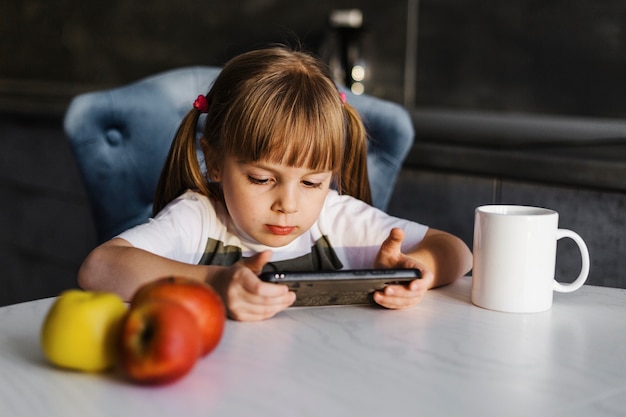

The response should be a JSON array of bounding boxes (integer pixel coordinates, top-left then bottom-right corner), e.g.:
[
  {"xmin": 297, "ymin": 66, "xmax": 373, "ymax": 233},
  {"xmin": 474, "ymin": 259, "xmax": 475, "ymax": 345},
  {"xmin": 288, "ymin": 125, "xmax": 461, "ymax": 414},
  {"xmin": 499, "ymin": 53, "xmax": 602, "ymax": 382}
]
[
  {"xmin": 330, "ymin": 9, "xmax": 363, "ymax": 28},
  {"xmin": 351, "ymin": 82, "xmax": 365, "ymax": 95},
  {"xmin": 351, "ymin": 65, "xmax": 365, "ymax": 82}
]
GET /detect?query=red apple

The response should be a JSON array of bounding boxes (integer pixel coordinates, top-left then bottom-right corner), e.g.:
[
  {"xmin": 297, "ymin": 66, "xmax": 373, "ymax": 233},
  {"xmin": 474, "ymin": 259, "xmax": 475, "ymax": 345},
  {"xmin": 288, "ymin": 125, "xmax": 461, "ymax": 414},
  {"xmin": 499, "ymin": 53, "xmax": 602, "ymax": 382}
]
[
  {"xmin": 131, "ymin": 276, "xmax": 225, "ymax": 356},
  {"xmin": 118, "ymin": 299, "xmax": 201, "ymax": 385}
]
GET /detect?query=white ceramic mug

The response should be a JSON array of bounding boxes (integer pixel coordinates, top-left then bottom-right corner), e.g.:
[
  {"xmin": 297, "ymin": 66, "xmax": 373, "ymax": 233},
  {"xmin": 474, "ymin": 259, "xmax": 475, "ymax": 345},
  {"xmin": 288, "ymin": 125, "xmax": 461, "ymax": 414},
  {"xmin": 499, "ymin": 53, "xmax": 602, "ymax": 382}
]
[{"xmin": 471, "ymin": 205, "xmax": 590, "ymax": 313}]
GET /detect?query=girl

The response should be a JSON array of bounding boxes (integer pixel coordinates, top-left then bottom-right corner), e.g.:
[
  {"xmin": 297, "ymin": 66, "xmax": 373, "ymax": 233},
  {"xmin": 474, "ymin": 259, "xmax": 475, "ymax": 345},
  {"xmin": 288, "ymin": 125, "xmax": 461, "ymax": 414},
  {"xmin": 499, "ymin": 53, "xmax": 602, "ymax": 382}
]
[{"xmin": 78, "ymin": 46, "xmax": 472, "ymax": 321}]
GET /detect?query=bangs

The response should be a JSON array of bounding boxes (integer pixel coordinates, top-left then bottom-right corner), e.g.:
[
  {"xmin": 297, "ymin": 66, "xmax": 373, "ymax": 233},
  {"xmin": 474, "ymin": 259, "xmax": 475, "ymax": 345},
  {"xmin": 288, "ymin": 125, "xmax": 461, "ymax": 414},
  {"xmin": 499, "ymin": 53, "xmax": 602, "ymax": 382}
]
[{"xmin": 220, "ymin": 72, "xmax": 345, "ymax": 173}]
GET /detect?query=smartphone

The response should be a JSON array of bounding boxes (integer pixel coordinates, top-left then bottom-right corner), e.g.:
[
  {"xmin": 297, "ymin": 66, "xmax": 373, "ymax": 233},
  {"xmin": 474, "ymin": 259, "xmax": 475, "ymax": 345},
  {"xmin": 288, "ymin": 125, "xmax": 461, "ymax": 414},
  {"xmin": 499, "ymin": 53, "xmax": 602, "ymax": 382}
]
[{"xmin": 259, "ymin": 268, "xmax": 421, "ymax": 306}]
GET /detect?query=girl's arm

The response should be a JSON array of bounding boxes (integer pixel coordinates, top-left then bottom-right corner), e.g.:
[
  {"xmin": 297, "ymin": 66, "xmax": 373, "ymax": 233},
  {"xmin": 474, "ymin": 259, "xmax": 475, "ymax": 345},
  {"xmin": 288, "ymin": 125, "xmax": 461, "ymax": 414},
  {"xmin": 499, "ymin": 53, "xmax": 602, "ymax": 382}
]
[
  {"xmin": 78, "ymin": 238, "xmax": 295, "ymax": 320},
  {"xmin": 372, "ymin": 227, "xmax": 473, "ymax": 309},
  {"xmin": 405, "ymin": 227, "xmax": 473, "ymax": 289}
]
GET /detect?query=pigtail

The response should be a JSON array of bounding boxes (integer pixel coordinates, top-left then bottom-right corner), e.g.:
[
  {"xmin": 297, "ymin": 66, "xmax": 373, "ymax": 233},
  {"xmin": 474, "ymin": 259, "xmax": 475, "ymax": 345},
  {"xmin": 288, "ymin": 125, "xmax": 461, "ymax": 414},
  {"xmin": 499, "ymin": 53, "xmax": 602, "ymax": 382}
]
[
  {"xmin": 152, "ymin": 109, "xmax": 210, "ymax": 216},
  {"xmin": 340, "ymin": 102, "xmax": 372, "ymax": 205}
]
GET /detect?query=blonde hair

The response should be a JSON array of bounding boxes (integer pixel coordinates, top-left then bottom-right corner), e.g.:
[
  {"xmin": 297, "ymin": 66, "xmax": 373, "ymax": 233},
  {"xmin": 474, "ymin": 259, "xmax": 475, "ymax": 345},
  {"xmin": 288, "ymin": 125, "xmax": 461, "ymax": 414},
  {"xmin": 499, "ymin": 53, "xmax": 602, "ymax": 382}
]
[{"xmin": 153, "ymin": 46, "xmax": 371, "ymax": 215}]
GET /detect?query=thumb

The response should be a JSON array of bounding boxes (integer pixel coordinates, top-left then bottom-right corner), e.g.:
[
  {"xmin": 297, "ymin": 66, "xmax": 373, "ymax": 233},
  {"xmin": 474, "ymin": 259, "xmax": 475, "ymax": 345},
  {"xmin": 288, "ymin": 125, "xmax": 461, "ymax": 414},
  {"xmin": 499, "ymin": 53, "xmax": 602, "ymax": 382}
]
[
  {"xmin": 375, "ymin": 228, "xmax": 405, "ymax": 268},
  {"xmin": 241, "ymin": 250, "xmax": 273, "ymax": 274},
  {"xmin": 381, "ymin": 228, "xmax": 405, "ymax": 253}
]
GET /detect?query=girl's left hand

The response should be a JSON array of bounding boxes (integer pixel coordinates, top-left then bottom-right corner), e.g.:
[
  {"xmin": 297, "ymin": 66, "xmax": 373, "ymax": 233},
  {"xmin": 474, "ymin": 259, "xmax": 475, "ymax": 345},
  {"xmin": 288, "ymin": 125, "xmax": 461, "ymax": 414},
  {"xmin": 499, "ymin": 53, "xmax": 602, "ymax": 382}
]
[{"xmin": 372, "ymin": 228, "xmax": 435, "ymax": 309}]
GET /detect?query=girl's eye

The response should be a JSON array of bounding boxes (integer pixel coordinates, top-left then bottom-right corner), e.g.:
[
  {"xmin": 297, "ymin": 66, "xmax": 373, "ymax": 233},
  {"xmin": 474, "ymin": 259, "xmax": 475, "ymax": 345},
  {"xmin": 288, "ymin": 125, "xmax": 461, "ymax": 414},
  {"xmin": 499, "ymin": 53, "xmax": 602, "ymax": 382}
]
[
  {"xmin": 302, "ymin": 180, "xmax": 323, "ymax": 189},
  {"xmin": 247, "ymin": 176, "xmax": 270, "ymax": 185}
]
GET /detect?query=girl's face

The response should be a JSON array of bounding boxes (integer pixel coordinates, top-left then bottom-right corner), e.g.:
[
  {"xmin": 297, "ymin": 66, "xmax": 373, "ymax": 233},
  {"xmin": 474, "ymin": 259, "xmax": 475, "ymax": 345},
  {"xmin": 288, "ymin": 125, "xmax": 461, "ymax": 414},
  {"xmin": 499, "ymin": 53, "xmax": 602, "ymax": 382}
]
[{"xmin": 217, "ymin": 155, "xmax": 333, "ymax": 247}]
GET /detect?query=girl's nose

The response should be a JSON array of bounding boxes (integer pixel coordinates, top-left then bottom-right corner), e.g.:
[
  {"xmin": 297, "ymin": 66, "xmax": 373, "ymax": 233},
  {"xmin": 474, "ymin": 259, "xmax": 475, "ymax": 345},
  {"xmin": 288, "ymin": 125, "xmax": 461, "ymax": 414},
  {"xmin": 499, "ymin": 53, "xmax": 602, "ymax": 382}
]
[{"xmin": 272, "ymin": 187, "xmax": 298, "ymax": 214}]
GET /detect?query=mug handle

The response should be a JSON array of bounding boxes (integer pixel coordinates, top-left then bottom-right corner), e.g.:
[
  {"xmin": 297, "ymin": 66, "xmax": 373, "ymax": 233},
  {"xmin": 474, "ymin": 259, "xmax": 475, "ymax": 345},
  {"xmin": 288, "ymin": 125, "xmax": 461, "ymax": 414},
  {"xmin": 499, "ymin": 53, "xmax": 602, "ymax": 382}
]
[{"xmin": 553, "ymin": 229, "xmax": 590, "ymax": 293}]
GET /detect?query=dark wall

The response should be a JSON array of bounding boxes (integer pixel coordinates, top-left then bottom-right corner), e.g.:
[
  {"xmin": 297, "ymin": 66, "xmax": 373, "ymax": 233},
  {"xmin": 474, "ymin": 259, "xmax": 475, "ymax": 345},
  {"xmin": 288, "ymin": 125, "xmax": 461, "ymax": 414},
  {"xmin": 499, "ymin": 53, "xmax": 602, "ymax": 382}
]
[
  {"xmin": 1, "ymin": 1, "xmax": 409, "ymax": 113},
  {"xmin": 415, "ymin": 0, "xmax": 626, "ymax": 118},
  {"xmin": 2, "ymin": 1, "xmax": 625, "ymax": 117}
]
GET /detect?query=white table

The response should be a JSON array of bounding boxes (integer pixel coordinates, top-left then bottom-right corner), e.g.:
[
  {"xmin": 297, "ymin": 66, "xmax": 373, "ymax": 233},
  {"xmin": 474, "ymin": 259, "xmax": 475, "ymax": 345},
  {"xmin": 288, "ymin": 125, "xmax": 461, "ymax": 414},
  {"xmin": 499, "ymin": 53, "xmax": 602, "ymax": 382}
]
[{"xmin": 1, "ymin": 277, "xmax": 625, "ymax": 417}]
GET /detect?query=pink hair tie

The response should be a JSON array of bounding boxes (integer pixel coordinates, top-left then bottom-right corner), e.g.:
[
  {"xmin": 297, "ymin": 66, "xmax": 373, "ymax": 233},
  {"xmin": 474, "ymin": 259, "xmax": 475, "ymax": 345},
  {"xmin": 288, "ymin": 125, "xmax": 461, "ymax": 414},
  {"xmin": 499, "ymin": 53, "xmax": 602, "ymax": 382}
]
[
  {"xmin": 193, "ymin": 95, "xmax": 209, "ymax": 113},
  {"xmin": 340, "ymin": 92, "xmax": 347, "ymax": 104}
]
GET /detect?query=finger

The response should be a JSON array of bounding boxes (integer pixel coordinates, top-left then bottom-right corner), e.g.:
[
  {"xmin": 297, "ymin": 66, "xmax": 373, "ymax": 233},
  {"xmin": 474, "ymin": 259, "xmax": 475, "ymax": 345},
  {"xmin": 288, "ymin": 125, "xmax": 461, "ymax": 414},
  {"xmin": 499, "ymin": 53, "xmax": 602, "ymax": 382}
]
[
  {"xmin": 373, "ymin": 290, "xmax": 421, "ymax": 309},
  {"xmin": 380, "ymin": 227, "xmax": 405, "ymax": 253},
  {"xmin": 373, "ymin": 280, "xmax": 426, "ymax": 309},
  {"xmin": 384, "ymin": 281, "xmax": 425, "ymax": 297},
  {"xmin": 374, "ymin": 228, "xmax": 407, "ymax": 268},
  {"xmin": 237, "ymin": 250, "xmax": 289, "ymax": 296},
  {"xmin": 229, "ymin": 292, "xmax": 295, "ymax": 321},
  {"xmin": 244, "ymin": 286, "xmax": 296, "ymax": 305},
  {"xmin": 237, "ymin": 270, "xmax": 293, "ymax": 298},
  {"xmin": 241, "ymin": 250, "xmax": 273, "ymax": 274},
  {"xmin": 375, "ymin": 228, "xmax": 405, "ymax": 268},
  {"xmin": 408, "ymin": 278, "xmax": 423, "ymax": 292}
]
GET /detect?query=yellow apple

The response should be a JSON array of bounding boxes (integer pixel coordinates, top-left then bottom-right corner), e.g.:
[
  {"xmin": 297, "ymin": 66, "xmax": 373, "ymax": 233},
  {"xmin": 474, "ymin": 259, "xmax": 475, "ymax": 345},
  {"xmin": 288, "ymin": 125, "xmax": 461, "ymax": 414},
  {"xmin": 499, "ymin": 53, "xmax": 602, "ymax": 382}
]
[{"xmin": 40, "ymin": 289, "xmax": 127, "ymax": 372}]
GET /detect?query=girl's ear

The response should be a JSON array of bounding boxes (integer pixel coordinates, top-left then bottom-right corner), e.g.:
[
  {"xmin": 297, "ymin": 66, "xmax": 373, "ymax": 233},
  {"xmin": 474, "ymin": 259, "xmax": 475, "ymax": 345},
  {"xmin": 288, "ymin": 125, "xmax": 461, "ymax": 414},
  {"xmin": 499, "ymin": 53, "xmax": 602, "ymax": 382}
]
[
  {"xmin": 209, "ymin": 166, "xmax": 221, "ymax": 182},
  {"xmin": 200, "ymin": 137, "xmax": 222, "ymax": 182}
]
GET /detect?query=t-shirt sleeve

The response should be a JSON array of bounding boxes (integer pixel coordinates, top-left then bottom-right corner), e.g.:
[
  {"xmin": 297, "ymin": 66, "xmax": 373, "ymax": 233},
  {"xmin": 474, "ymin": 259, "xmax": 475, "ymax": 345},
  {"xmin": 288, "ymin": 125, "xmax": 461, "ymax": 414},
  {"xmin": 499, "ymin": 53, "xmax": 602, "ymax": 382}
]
[
  {"xmin": 116, "ymin": 192, "xmax": 212, "ymax": 265},
  {"xmin": 320, "ymin": 191, "xmax": 429, "ymax": 268}
]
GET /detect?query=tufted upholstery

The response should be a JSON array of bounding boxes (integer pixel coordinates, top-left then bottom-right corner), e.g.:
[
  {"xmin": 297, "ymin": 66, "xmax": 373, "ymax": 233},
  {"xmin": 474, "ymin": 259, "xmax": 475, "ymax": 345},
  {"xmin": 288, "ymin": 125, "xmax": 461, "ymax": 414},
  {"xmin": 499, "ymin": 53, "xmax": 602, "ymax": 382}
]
[{"xmin": 64, "ymin": 66, "xmax": 414, "ymax": 243}]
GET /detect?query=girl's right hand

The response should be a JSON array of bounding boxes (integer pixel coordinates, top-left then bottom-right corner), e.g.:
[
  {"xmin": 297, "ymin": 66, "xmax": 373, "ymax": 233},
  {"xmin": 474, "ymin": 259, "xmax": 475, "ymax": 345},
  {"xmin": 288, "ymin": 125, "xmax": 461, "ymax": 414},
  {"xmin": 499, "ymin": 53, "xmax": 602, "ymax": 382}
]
[{"xmin": 211, "ymin": 250, "xmax": 296, "ymax": 321}]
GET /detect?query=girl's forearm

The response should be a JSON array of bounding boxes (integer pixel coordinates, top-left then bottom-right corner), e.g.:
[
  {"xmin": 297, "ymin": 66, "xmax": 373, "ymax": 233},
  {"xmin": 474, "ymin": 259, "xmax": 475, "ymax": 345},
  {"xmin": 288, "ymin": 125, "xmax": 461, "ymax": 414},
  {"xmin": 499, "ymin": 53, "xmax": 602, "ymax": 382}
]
[
  {"xmin": 409, "ymin": 230, "xmax": 473, "ymax": 288},
  {"xmin": 77, "ymin": 238, "xmax": 223, "ymax": 301}
]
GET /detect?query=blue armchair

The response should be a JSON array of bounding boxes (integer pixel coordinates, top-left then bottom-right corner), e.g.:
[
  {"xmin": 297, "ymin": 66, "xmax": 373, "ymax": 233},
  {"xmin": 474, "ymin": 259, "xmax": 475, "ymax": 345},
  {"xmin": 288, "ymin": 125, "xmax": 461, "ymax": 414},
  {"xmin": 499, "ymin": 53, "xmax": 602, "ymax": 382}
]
[{"xmin": 64, "ymin": 66, "xmax": 414, "ymax": 243}]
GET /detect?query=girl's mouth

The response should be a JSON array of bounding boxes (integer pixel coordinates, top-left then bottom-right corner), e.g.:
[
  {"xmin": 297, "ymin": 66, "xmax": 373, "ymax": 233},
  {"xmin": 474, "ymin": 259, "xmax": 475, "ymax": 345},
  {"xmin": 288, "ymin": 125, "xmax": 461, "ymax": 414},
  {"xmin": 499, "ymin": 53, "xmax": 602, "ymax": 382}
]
[{"xmin": 266, "ymin": 225, "xmax": 296, "ymax": 236}]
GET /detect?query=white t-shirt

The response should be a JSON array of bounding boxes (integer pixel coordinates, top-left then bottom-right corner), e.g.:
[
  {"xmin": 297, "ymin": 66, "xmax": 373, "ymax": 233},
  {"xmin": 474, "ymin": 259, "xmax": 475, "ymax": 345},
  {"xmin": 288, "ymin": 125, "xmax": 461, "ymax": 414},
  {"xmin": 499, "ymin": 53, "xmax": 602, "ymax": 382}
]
[{"xmin": 118, "ymin": 190, "xmax": 428, "ymax": 271}]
